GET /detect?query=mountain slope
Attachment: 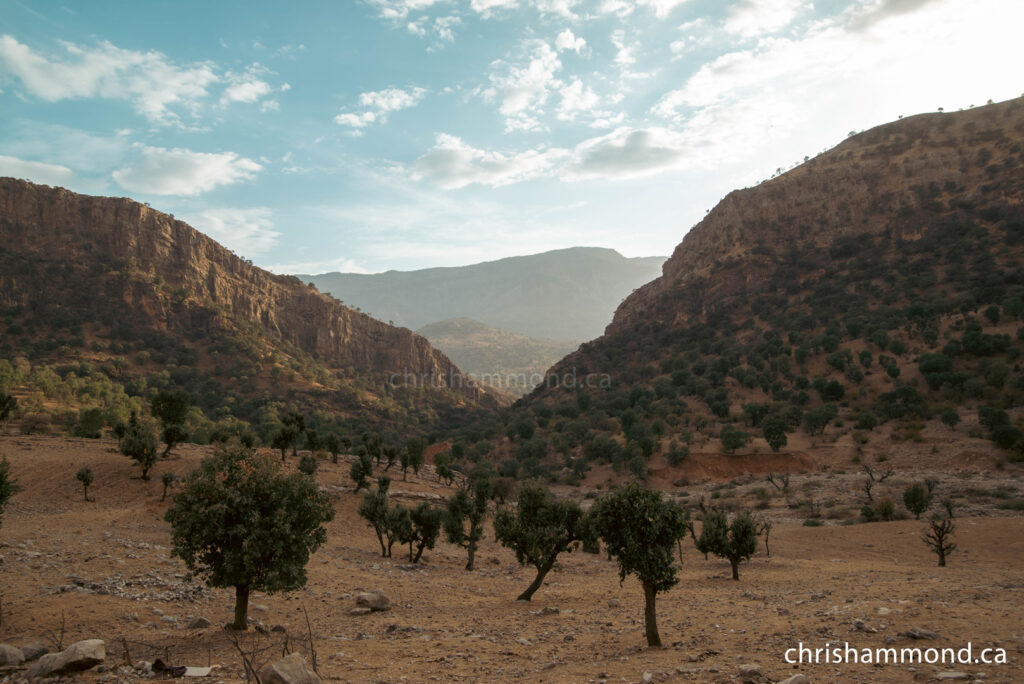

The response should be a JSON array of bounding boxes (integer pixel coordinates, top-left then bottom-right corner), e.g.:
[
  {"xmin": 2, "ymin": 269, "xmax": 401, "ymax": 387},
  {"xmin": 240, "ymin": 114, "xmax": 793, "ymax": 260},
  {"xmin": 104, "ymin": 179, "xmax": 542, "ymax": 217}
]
[
  {"xmin": 416, "ymin": 318, "xmax": 579, "ymax": 397},
  {"xmin": 0, "ymin": 178, "xmax": 497, "ymax": 435},
  {"xmin": 458, "ymin": 97, "xmax": 1024, "ymax": 482},
  {"xmin": 301, "ymin": 247, "xmax": 665, "ymax": 341}
]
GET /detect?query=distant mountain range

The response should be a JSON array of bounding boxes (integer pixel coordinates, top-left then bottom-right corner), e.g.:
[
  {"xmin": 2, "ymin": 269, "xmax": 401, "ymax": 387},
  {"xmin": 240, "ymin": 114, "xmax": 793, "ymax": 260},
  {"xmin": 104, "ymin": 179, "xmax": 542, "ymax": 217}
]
[
  {"xmin": 415, "ymin": 318, "xmax": 580, "ymax": 398},
  {"xmin": 300, "ymin": 247, "xmax": 666, "ymax": 342}
]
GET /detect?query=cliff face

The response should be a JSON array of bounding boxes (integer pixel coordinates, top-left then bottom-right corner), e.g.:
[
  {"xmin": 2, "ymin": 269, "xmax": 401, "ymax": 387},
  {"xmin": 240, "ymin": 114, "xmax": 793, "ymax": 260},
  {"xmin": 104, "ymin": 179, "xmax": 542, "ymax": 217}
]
[
  {"xmin": 607, "ymin": 97, "xmax": 1024, "ymax": 336},
  {"xmin": 0, "ymin": 178, "xmax": 497, "ymax": 409}
]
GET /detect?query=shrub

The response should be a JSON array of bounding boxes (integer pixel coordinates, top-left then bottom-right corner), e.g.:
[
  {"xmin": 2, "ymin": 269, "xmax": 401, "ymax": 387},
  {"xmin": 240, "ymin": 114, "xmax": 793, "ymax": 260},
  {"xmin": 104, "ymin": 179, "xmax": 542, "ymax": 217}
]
[
  {"xmin": 76, "ymin": 466, "xmax": 94, "ymax": 501},
  {"xmin": 696, "ymin": 510, "xmax": 760, "ymax": 580}
]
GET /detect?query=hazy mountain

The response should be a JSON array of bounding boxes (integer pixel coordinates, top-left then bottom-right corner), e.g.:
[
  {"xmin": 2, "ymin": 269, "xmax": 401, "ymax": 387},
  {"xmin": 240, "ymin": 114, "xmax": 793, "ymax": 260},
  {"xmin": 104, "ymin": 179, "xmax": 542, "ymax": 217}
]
[
  {"xmin": 415, "ymin": 318, "xmax": 579, "ymax": 397},
  {"xmin": 300, "ymin": 247, "xmax": 666, "ymax": 341}
]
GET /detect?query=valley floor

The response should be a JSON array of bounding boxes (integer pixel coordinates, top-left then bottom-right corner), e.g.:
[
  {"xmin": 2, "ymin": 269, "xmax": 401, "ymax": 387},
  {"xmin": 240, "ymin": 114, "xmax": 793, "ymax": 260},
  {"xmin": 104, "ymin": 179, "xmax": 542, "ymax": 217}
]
[{"xmin": 1, "ymin": 437, "xmax": 1023, "ymax": 683}]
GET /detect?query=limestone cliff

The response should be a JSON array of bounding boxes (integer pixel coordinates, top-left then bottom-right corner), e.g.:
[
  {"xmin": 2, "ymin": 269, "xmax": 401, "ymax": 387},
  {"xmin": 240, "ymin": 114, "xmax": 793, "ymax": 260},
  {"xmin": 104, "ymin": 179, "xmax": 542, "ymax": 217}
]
[{"xmin": 0, "ymin": 178, "xmax": 498, "ymax": 410}]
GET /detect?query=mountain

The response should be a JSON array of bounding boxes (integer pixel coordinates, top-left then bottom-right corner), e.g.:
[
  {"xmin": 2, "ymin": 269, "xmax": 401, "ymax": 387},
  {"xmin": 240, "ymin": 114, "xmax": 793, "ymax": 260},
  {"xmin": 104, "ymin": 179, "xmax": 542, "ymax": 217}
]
[
  {"xmin": 459, "ymin": 97, "xmax": 1024, "ymax": 481},
  {"xmin": 300, "ymin": 247, "xmax": 665, "ymax": 341},
  {"xmin": 0, "ymin": 178, "xmax": 497, "ymax": 438},
  {"xmin": 415, "ymin": 318, "xmax": 579, "ymax": 398}
]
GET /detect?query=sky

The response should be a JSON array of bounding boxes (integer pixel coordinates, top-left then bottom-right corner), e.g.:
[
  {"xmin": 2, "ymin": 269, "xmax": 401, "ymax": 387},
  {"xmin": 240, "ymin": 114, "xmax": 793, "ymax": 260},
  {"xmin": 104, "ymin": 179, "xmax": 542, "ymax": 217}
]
[{"xmin": 0, "ymin": 0, "xmax": 1021, "ymax": 274}]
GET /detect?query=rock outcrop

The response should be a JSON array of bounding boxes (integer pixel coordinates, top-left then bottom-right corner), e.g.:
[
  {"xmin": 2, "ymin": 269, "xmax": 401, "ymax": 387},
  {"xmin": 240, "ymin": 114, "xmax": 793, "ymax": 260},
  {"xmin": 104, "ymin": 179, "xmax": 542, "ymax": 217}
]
[{"xmin": 0, "ymin": 178, "xmax": 497, "ymax": 409}]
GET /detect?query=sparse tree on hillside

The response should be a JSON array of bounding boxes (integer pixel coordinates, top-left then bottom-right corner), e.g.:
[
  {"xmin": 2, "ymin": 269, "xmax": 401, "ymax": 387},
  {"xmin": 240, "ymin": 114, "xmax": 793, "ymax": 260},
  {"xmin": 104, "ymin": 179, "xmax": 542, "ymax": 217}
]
[
  {"xmin": 358, "ymin": 477, "xmax": 392, "ymax": 557},
  {"xmin": 402, "ymin": 502, "xmax": 443, "ymax": 563},
  {"xmin": 494, "ymin": 483, "xmax": 594, "ymax": 601},
  {"xmin": 119, "ymin": 413, "xmax": 158, "ymax": 481},
  {"xmin": 165, "ymin": 443, "xmax": 334, "ymax": 630},
  {"xmin": 444, "ymin": 472, "xmax": 492, "ymax": 571},
  {"xmin": 76, "ymin": 466, "xmax": 94, "ymax": 501},
  {"xmin": 323, "ymin": 432, "xmax": 343, "ymax": 464},
  {"xmin": 403, "ymin": 437, "xmax": 426, "ymax": 481},
  {"xmin": 383, "ymin": 445, "xmax": 398, "ymax": 471},
  {"xmin": 160, "ymin": 472, "xmax": 175, "ymax": 501},
  {"xmin": 696, "ymin": 509, "xmax": 760, "ymax": 580},
  {"xmin": 363, "ymin": 432, "xmax": 383, "ymax": 467},
  {"xmin": 298, "ymin": 453, "xmax": 318, "ymax": 477},
  {"xmin": 1, "ymin": 456, "xmax": 17, "ymax": 525},
  {"xmin": 923, "ymin": 514, "xmax": 957, "ymax": 567},
  {"xmin": 350, "ymin": 450, "xmax": 373, "ymax": 492},
  {"xmin": 941, "ymin": 408, "xmax": 961, "ymax": 431},
  {"xmin": 720, "ymin": 425, "xmax": 748, "ymax": 454},
  {"xmin": 903, "ymin": 481, "xmax": 934, "ymax": 520},
  {"xmin": 0, "ymin": 392, "xmax": 17, "ymax": 433},
  {"xmin": 761, "ymin": 416, "xmax": 788, "ymax": 452},
  {"xmin": 151, "ymin": 390, "xmax": 191, "ymax": 458},
  {"xmin": 592, "ymin": 483, "xmax": 688, "ymax": 648}
]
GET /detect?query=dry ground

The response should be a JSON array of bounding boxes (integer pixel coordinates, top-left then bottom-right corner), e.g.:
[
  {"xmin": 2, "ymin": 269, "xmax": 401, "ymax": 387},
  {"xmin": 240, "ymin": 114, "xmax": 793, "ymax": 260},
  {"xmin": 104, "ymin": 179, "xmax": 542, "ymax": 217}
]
[{"xmin": 2, "ymin": 435, "xmax": 1024, "ymax": 683}]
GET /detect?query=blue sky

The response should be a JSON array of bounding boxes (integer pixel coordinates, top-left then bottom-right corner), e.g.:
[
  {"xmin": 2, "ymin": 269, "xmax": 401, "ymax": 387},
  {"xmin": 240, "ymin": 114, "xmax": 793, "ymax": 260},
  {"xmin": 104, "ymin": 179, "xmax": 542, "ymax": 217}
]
[{"xmin": 0, "ymin": 0, "xmax": 1020, "ymax": 273}]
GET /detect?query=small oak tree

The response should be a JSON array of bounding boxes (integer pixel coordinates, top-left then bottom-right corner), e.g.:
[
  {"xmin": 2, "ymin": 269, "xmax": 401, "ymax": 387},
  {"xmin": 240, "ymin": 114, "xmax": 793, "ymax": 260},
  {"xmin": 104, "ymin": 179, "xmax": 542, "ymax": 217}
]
[
  {"xmin": 150, "ymin": 390, "xmax": 190, "ymax": 458},
  {"xmin": 350, "ymin": 450, "xmax": 373, "ymax": 492},
  {"xmin": 76, "ymin": 466, "xmax": 94, "ymax": 501},
  {"xmin": 402, "ymin": 502, "xmax": 443, "ymax": 563},
  {"xmin": 444, "ymin": 472, "xmax": 492, "ymax": 570},
  {"xmin": 165, "ymin": 443, "xmax": 334, "ymax": 630},
  {"xmin": 358, "ymin": 477, "xmax": 392, "ymax": 557},
  {"xmin": 592, "ymin": 483, "xmax": 688, "ymax": 648},
  {"xmin": 0, "ymin": 456, "xmax": 17, "ymax": 527},
  {"xmin": 761, "ymin": 416, "xmax": 788, "ymax": 452},
  {"xmin": 903, "ymin": 481, "xmax": 934, "ymax": 520},
  {"xmin": 119, "ymin": 413, "xmax": 158, "ymax": 480},
  {"xmin": 494, "ymin": 483, "xmax": 594, "ymax": 601},
  {"xmin": 160, "ymin": 472, "xmax": 176, "ymax": 501},
  {"xmin": 696, "ymin": 510, "xmax": 759, "ymax": 580}
]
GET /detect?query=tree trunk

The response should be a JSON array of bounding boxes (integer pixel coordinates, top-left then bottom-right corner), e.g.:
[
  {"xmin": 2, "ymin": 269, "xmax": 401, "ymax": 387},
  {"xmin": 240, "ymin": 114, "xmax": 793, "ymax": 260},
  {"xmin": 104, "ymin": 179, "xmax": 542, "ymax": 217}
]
[
  {"xmin": 731, "ymin": 559, "xmax": 740, "ymax": 580},
  {"xmin": 375, "ymin": 530, "xmax": 386, "ymax": 557},
  {"xmin": 642, "ymin": 582, "xmax": 661, "ymax": 648},
  {"xmin": 517, "ymin": 557, "xmax": 556, "ymax": 601},
  {"xmin": 83, "ymin": 486, "xmax": 89, "ymax": 502},
  {"xmin": 938, "ymin": 550, "xmax": 946, "ymax": 567},
  {"xmin": 466, "ymin": 540, "xmax": 476, "ymax": 571},
  {"xmin": 413, "ymin": 541, "xmax": 426, "ymax": 563},
  {"xmin": 232, "ymin": 585, "xmax": 250, "ymax": 630}
]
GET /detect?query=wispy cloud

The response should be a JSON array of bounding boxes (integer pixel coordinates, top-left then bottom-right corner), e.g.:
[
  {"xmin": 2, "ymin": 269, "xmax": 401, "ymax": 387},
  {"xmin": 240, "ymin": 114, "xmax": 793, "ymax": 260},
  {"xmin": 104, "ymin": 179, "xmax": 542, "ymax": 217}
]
[
  {"xmin": 183, "ymin": 207, "xmax": 280, "ymax": 257},
  {"xmin": 334, "ymin": 86, "xmax": 428, "ymax": 132},
  {"xmin": 0, "ymin": 154, "xmax": 76, "ymax": 187},
  {"xmin": 410, "ymin": 133, "xmax": 570, "ymax": 188},
  {"xmin": 112, "ymin": 144, "xmax": 262, "ymax": 196}
]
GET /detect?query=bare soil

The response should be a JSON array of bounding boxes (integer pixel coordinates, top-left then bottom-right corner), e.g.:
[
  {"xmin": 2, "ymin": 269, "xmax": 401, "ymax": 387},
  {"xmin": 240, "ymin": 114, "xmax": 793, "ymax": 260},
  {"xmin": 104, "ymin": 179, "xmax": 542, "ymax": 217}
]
[{"xmin": 2, "ymin": 435, "xmax": 1024, "ymax": 683}]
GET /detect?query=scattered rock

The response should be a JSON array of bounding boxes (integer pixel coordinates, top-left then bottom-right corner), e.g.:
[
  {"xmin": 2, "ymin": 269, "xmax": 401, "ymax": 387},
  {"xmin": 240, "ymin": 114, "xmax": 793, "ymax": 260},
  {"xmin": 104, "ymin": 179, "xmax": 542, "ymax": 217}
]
[
  {"xmin": 934, "ymin": 673, "xmax": 970, "ymax": 681},
  {"xmin": 187, "ymin": 617, "xmax": 212, "ymax": 629},
  {"xmin": 777, "ymin": 675, "xmax": 809, "ymax": 684},
  {"xmin": 356, "ymin": 590, "xmax": 390, "ymax": 612},
  {"xmin": 516, "ymin": 637, "xmax": 533, "ymax": 646},
  {"xmin": 258, "ymin": 653, "xmax": 322, "ymax": 684},
  {"xmin": 538, "ymin": 607, "xmax": 560, "ymax": 616},
  {"xmin": 737, "ymin": 663, "xmax": 761, "ymax": 677},
  {"xmin": 349, "ymin": 607, "xmax": 372, "ymax": 616},
  {"xmin": 26, "ymin": 639, "xmax": 106, "ymax": 678},
  {"xmin": 853, "ymin": 619, "xmax": 876, "ymax": 633},
  {"xmin": 20, "ymin": 642, "xmax": 48, "ymax": 662},
  {"xmin": 271, "ymin": 625, "xmax": 287, "ymax": 633},
  {"xmin": 607, "ymin": 599, "xmax": 621, "ymax": 608},
  {"xmin": 0, "ymin": 643, "xmax": 26, "ymax": 666},
  {"xmin": 640, "ymin": 671, "xmax": 654, "ymax": 683},
  {"xmin": 904, "ymin": 627, "xmax": 938, "ymax": 640}
]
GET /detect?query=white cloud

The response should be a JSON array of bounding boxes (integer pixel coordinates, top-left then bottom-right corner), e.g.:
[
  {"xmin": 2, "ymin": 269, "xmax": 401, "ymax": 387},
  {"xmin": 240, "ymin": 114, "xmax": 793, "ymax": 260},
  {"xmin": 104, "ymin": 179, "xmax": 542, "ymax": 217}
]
[
  {"xmin": 567, "ymin": 127, "xmax": 689, "ymax": 180},
  {"xmin": 558, "ymin": 79, "xmax": 600, "ymax": 120},
  {"xmin": 183, "ymin": 207, "xmax": 280, "ymax": 256},
  {"xmin": 599, "ymin": 0, "xmax": 690, "ymax": 18},
  {"xmin": 723, "ymin": 0, "xmax": 808, "ymax": 38},
  {"xmin": 0, "ymin": 154, "xmax": 76, "ymax": 187},
  {"xmin": 0, "ymin": 34, "xmax": 218, "ymax": 124},
  {"xmin": 264, "ymin": 256, "xmax": 371, "ymax": 276},
  {"xmin": 335, "ymin": 86, "xmax": 427, "ymax": 129},
  {"xmin": 555, "ymin": 29, "xmax": 586, "ymax": 53},
  {"xmin": 112, "ymin": 144, "xmax": 262, "ymax": 196},
  {"xmin": 410, "ymin": 133, "xmax": 570, "ymax": 189},
  {"xmin": 366, "ymin": 0, "xmax": 445, "ymax": 20},
  {"xmin": 532, "ymin": 0, "xmax": 582, "ymax": 19},
  {"xmin": 470, "ymin": 0, "xmax": 519, "ymax": 14},
  {"xmin": 486, "ymin": 41, "xmax": 563, "ymax": 131},
  {"xmin": 407, "ymin": 15, "xmax": 461, "ymax": 44},
  {"xmin": 610, "ymin": 30, "xmax": 635, "ymax": 65}
]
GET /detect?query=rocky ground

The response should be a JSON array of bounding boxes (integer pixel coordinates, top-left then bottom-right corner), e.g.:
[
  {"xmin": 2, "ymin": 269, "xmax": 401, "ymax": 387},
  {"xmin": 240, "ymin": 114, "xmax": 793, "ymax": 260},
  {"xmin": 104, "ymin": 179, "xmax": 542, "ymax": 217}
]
[{"xmin": 1, "ymin": 435, "xmax": 1023, "ymax": 683}]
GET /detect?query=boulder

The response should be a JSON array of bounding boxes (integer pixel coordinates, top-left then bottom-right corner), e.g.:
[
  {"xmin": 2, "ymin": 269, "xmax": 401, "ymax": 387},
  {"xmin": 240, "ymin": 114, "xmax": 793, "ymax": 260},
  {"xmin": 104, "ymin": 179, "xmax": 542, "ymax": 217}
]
[
  {"xmin": 26, "ymin": 639, "xmax": 105, "ymax": 678},
  {"xmin": 777, "ymin": 676, "xmax": 809, "ymax": 684},
  {"xmin": 187, "ymin": 617, "xmax": 212, "ymax": 629},
  {"xmin": 258, "ymin": 653, "xmax": 322, "ymax": 684},
  {"xmin": 20, "ymin": 642, "xmax": 49, "ymax": 662},
  {"xmin": 0, "ymin": 643, "xmax": 25, "ymax": 666},
  {"xmin": 355, "ymin": 590, "xmax": 390, "ymax": 612}
]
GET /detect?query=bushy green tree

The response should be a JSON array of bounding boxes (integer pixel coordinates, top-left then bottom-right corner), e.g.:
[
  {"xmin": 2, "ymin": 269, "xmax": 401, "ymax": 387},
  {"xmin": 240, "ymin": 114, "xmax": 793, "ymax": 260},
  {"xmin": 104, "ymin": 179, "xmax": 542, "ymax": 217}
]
[
  {"xmin": 350, "ymin": 450, "xmax": 373, "ymax": 492},
  {"xmin": 119, "ymin": 413, "xmax": 158, "ymax": 480},
  {"xmin": 160, "ymin": 471, "xmax": 175, "ymax": 501},
  {"xmin": 434, "ymin": 451, "xmax": 455, "ymax": 485},
  {"xmin": 165, "ymin": 443, "xmax": 334, "ymax": 630},
  {"xmin": 76, "ymin": 466, "xmax": 94, "ymax": 501},
  {"xmin": 696, "ymin": 510, "xmax": 759, "ymax": 580},
  {"xmin": 444, "ymin": 472, "xmax": 492, "ymax": 570},
  {"xmin": 0, "ymin": 392, "xmax": 17, "ymax": 432},
  {"xmin": 151, "ymin": 389, "xmax": 191, "ymax": 458},
  {"xmin": 402, "ymin": 437, "xmax": 426, "ymax": 481},
  {"xmin": 720, "ymin": 425, "xmax": 748, "ymax": 454},
  {"xmin": 298, "ymin": 453, "xmax": 318, "ymax": 477},
  {"xmin": 323, "ymin": 432, "xmax": 344, "ymax": 464},
  {"xmin": 402, "ymin": 502, "xmax": 444, "ymax": 563},
  {"xmin": 761, "ymin": 416, "xmax": 788, "ymax": 452},
  {"xmin": 493, "ymin": 483, "xmax": 594, "ymax": 601},
  {"xmin": 358, "ymin": 477, "xmax": 392, "ymax": 557},
  {"xmin": 592, "ymin": 483, "xmax": 688, "ymax": 648},
  {"xmin": 73, "ymin": 408, "xmax": 106, "ymax": 438},
  {"xmin": 903, "ymin": 481, "xmax": 934, "ymax": 520}
]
